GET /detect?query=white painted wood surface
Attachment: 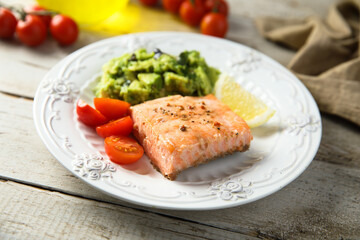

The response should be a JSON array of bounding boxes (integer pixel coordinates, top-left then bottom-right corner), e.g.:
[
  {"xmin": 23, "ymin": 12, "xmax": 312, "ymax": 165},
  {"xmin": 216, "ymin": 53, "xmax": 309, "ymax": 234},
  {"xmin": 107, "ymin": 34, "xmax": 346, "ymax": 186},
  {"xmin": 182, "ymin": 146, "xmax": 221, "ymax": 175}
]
[{"xmin": 0, "ymin": 0, "xmax": 359, "ymax": 239}]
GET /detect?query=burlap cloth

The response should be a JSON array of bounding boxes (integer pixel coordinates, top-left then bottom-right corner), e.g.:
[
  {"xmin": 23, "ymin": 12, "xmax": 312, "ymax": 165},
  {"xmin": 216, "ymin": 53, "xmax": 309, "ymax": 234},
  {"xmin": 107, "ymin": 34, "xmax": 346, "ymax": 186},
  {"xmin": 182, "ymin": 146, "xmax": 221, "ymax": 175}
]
[{"xmin": 256, "ymin": 0, "xmax": 360, "ymax": 126}]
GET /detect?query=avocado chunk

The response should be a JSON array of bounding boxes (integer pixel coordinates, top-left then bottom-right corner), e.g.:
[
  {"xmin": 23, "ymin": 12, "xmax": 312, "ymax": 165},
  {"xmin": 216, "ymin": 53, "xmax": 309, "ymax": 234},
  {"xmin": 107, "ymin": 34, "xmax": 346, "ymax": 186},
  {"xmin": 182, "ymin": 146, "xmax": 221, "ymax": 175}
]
[
  {"xmin": 164, "ymin": 72, "xmax": 194, "ymax": 95},
  {"xmin": 127, "ymin": 58, "xmax": 155, "ymax": 73},
  {"xmin": 94, "ymin": 74, "xmax": 125, "ymax": 99},
  {"xmin": 158, "ymin": 54, "xmax": 183, "ymax": 74},
  {"xmin": 122, "ymin": 80, "xmax": 150, "ymax": 105},
  {"xmin": 134, "ymin": 48, "xmax": 155, "ymax": 60},
  {"xmin": 207, "ymin": 66, "xmax": 221, "ymax": 87},
  {"xmin": 193, "ymin": 66, "xmax": 212, "ymax": 96},
  {"xmin": 138, "ymin": 73, "xmax": 163, "ymax": 91},
  {"xmin": 94, "ymin": 48, "xmax": 220, "ymax": 105},
  {"xmin": 103, "ymin": 53, "xmax": 131, "ymax": 77}
]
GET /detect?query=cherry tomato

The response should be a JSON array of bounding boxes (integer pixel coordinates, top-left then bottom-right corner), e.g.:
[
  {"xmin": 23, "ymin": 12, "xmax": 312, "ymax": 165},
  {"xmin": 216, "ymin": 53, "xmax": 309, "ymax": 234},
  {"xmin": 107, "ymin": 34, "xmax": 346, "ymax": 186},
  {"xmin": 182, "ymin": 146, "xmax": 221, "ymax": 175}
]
[
  {"xmin": 96, "ymin": 116, "xmax": 133, "ymax": 138},
  {"xmin": 0, "ymin": 8, "xmax": 17, "ymax": 39},
  {"xmin": 16, "ymin": 15, "xmax": 47, "ymax": 47},
  {"xmin": 204, "ymin": 0, "xmax": 228, "ymax": 16},
  {"xmin": 139, "ymin": 0, "xmax": 158, "ymax": 6},
  {"xmin": 94, "ymin": 98, "xmax": 130, "ymax": 121},
  {"xmin": 201, "ymin": 12, "xmax": 228, "ymax": 38},
  {"xmin": 25, "ymin": 5, "xmax": 52, "ymax": 27},
  {"xmin": 105, "ymin": 136, "xmax": 144, "ymax": 164},
  {"xmin": 50, "ymin": 14, "xmax": 78, "ymax": 46},
  {"xmin": 76, "ymin": 99, "xmax": 108, "ymax": 127},
  {"xmin": 180, "ymin": 0, "xmax": 206, "ymax": 26},
  {"xmin": 163, "ymin": 0, "xmax": 185, "ymax": 14}
]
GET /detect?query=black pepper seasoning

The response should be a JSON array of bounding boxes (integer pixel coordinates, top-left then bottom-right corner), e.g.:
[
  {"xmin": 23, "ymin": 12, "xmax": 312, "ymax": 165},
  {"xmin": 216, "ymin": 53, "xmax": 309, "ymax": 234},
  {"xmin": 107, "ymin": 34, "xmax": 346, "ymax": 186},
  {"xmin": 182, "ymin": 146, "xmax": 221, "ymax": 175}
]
[
  {"xmin": 180, "ymin": 125, "xmax": 187, "ymax": 131},
  {"xmin": 130, "ymin": 53, "xmax": 137, "ymax": 61}
]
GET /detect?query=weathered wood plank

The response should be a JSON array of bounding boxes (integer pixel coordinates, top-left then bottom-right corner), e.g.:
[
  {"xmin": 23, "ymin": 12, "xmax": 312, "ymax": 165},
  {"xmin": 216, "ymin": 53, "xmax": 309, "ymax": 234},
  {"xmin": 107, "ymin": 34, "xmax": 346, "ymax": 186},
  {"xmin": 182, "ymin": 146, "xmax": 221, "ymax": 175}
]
[
  {"xmin": 0, "ymin": 32, "xmax": 106, "ymax": 98},
  {"xmin": 0, "ymin": 180, "xmax": 256, "ymax": 240},
  {"xmin": 0, "ymin": 92, "xmax": 359, "ymax": 239},
  {"xmin": 317, "ymin": 114, "xmax": 360, "ymax": 168}
]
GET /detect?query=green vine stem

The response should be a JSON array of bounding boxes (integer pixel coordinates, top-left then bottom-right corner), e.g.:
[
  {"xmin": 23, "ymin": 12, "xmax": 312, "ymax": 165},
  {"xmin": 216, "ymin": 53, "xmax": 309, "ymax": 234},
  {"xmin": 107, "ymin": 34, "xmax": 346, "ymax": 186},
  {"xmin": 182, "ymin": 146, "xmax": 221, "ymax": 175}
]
[{"xmin": 0, "ymin": 1, "xmax": 57, "ymax": 21}]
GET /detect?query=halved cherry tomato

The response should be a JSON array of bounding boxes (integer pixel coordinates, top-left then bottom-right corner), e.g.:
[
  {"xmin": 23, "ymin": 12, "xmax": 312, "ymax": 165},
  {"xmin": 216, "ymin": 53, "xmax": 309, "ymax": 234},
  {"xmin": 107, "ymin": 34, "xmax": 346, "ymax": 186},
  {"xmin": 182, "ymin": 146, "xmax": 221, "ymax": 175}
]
[
  {"xmin": 76, "ymin": 99, "xmax": 108, "ymax": 127},
  {"xmin": 96, "ymin": 116, "xmax": 133, "ymax": 138},
  {"xmin": 25, "ymin": 5, "xmax": 52, "ymax": 27},
  {"xmin": 0, "ymin": 8, "xmax": 17, "ymax": 39},
  {"xmin": 179, "ymin": 0, "xmax": 206, "ymax": 26},
  {"xmin": 163, "ymin": 0, "xmax": 185, "ymax": 14},
  {"xmin": 94, "ymin": 98, "xmax": 130, "ymax": 121},
  {"xmin": 105, "ymin": 136, "xmax": 144, "ymax": 164}
]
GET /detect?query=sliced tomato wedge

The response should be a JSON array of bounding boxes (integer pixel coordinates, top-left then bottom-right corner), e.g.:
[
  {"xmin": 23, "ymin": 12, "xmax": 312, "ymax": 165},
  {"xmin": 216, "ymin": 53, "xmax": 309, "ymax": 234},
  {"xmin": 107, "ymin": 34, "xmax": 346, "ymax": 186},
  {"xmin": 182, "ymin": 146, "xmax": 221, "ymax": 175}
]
[
  {"xmin": 94, "ymin": 98, "xmax": 131, "ymax": 121},
  {"xmin": 105, "ymin": 136, "xmax": 144, "ymax": 164},
  {"xmin": 76, "ymin": 99, "xmax": 108, "ymax": 127},
  {"xmin": 96, "ymin": 116, "xmax": 133, "ymax": 138}
]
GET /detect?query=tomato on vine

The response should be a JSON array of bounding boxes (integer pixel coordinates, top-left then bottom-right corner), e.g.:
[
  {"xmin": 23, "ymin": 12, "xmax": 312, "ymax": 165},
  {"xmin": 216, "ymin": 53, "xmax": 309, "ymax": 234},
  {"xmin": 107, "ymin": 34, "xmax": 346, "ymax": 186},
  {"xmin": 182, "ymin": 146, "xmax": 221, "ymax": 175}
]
[
  {"xmin": 50, "ymin": 14, "xmax": 78, "ymax": 46},
  {"xmin": 163, "ymin": 0, "xmax": 185, "ymax": 14},
  {"xmin": 24, "ymin": 5, "xmax": 52, "ymax": 27},
  {"xmin": 201, "ymin": 12, "xmax": 228, "ymax": 38},
  {"xmin": 204, "ymin": 0, "xmax": 228, "ymax": 16},
  {"xmin": 16, "ymin": 15, "xmax": 47, "ymax": 46},
  {"xmin": 180, "ymin": 0, "xmax": 206, "ymax": 26},
  {"xmin": 0, "ymin": 7, "xmax": 17, "ymax": 39}
]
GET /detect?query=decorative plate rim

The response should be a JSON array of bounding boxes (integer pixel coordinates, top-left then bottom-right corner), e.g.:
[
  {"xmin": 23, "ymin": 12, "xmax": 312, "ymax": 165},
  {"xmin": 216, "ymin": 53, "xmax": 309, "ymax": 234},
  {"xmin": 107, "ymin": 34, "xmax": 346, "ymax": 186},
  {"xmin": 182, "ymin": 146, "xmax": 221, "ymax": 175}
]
[{"xmin": 33, "ymin": 32, "xmax": 322, "ymax": 210}]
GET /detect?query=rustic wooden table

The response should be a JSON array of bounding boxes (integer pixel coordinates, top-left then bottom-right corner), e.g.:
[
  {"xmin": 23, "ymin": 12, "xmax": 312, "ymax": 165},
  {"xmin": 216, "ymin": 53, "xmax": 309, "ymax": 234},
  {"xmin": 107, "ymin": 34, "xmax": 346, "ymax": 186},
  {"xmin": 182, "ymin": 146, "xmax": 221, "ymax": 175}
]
[{"xmin": 1, "ymin": 0, "xmax": 359, "ymax": 239}]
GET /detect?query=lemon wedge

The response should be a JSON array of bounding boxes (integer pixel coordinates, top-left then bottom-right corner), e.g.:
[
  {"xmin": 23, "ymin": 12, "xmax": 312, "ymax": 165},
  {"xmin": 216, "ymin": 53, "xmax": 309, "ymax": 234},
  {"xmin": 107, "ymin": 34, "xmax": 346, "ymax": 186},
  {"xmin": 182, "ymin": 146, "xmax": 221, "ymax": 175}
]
[{"xmin": 215, "ymin": 74, "xmax": 275, "ymax": 128}]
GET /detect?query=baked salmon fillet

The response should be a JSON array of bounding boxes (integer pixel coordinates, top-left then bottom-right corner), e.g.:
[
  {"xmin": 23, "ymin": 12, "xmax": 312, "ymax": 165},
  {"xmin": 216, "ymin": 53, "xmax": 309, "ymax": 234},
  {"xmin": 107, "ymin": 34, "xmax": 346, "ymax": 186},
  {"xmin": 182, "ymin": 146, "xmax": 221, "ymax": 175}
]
[{"xmin": 130, "ymin": 94, "xmax": 253, "ymax": 180}]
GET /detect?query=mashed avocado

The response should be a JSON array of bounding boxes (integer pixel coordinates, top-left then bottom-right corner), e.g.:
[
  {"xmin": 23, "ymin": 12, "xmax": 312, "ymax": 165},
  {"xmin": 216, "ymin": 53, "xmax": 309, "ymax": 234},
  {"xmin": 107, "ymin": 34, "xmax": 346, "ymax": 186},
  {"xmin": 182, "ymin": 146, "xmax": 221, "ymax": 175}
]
[{"xmin": 94, "ymin": 48, "xmax": 220, "ymax": 105}]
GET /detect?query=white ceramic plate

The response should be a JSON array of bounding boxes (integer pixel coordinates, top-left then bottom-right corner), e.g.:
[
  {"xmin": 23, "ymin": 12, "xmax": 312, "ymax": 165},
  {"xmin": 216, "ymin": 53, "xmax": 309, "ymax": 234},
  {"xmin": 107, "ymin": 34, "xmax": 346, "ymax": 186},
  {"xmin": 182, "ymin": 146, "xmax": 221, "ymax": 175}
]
[{"xmin": 33, "ymin": 32, "xmax": 322, "ymax": 210}]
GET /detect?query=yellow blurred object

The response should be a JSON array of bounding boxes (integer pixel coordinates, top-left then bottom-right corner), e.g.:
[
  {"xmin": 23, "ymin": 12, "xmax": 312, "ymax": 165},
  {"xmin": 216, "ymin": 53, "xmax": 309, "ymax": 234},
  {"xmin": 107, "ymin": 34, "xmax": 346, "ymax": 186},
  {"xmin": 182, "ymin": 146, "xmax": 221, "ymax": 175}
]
[
  {"xmin": 85, "ymin": 3, "xmax": 197, "ymax": 35},
  {"xmin": 36, "ymin": 0, "xmax": 129, "ymax": 25},
  {"xmin": 84, "ymin": 4, "xmax": 140, "ymax": 34},
  {"xmin": 36, "ymin": 1, "xmax": 196, "ymax": 36}
]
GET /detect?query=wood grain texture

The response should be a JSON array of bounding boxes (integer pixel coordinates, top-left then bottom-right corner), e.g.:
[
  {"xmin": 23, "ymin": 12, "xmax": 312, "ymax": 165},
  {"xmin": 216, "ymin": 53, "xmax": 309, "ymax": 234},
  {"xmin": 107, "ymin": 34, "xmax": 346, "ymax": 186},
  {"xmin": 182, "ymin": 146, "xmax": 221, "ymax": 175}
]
[
  {"xmin": 0, "ymin": 32, "xmax": 106, "ymax": 98},
  {"xmin": 0, "ymin": 180, "xmax": 256, "ymax": 240},
  {"xmin": 0, "ymin": 92, "xmax": 359, "ymax": 239},
  {"xmin": 317, "ymin": 114, "xmax": 360, "ymax": 168}
]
